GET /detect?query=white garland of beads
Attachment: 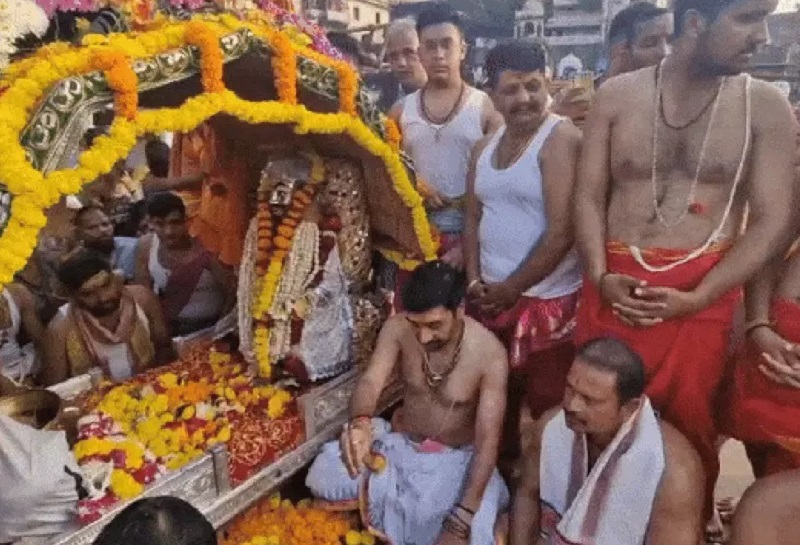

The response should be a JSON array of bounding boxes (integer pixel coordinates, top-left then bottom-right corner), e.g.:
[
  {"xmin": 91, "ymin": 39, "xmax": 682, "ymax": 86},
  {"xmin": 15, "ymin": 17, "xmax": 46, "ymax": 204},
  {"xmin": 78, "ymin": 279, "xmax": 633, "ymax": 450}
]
[
  {"xmin": 237, "ymin": 217, "xmax": 259, "ymax": 365},
  {"xmin": 268, "ymin": 221, "xmax": 321, "ymax": 363}
]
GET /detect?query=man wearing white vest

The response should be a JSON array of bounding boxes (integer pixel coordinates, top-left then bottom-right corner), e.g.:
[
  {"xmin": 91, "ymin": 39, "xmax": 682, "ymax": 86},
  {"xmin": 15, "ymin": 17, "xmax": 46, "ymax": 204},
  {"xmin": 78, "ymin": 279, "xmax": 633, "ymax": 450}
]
[
  {"xmin": 463, "ymin": 41, "xmax": 582, "ymax": 465},
  {"xmin": 389, "ymin": 4, "xmax": 502, "ymax": 274},
  {"xmin": 511, "ymin": 338, "xmax": 704, "ymax": 545}
]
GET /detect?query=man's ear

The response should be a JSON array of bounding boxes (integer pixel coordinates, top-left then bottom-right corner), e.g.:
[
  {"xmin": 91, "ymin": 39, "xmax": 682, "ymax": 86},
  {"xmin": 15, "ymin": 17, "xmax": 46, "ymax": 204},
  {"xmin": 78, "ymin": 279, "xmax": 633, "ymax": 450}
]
[
  {"xmin": 460, "ymin": 38, "xmax": 467, "ymax": 62},
  {"xmin": 619, "ymin": 396, "xmax": 642, "ymax": 422}
]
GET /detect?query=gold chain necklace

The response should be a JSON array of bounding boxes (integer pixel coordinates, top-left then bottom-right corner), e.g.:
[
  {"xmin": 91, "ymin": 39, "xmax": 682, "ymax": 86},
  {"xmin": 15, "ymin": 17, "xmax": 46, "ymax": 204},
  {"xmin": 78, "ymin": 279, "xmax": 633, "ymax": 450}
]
[
  {"xmin": 421, "ymin": 82, "xmax": 467, "ymax": 142},
  {"xmin": 421, "ymin": 320, "xmax": 465, "ymax": 389}
]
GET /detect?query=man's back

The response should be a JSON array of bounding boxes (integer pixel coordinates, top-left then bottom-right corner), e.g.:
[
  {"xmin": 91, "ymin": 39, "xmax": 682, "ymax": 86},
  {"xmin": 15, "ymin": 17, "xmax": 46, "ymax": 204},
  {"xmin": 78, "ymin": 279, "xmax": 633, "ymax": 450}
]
[{"xmin": 730, "ymin": 470, "xmax": 800, "ymax": 545}]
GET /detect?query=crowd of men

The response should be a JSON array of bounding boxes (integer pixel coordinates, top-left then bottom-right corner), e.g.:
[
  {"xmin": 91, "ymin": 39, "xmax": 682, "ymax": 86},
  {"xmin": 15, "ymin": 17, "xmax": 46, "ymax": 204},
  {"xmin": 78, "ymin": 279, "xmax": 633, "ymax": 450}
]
[
  {"xmin": 0, "ymin": 135, "xmax": 235, "ymax": 391},
  {"xmin": 312, "ymin": 1, "xmax": 800, "ymax": 544},
  {"xmin": 3, "ymin": 0, "xmax": 800, "ymax": 544}
]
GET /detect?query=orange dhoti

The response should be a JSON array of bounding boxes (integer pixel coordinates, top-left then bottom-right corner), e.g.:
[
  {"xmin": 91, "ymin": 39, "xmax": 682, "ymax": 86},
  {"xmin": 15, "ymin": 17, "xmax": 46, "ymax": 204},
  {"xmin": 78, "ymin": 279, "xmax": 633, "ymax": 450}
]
[
  {"xmin": 575, "ymin": 243, "xmax": 741, "ymax": 511},
  {"xmin": 726, "ymin": 298, "xmax": 800, "ymax": 477}
]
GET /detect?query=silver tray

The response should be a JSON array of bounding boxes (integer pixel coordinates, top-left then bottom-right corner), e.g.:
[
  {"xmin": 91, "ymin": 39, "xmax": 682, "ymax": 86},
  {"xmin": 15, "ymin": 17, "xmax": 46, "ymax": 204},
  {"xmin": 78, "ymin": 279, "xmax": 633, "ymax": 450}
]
[{"xmin": 50, "ymin": 370, "xmax": 402, "ymax": 545}]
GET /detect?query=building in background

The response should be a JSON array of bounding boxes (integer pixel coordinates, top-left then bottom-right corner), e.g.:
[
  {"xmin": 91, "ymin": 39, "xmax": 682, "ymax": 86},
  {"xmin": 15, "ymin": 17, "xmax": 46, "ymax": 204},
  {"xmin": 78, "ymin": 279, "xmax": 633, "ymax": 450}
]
[
  {"xmin": 349, "ymin": 0, "xmax": 390, "ymax": 42},
  {"xmin": 747, "ymin": 9, "xmax": 800, "ymax": 101},
  {"xmin": 514, "ymin": 0, "xmax": 668, "ymax": 77},
  {"xmin": 302, "ymin": 0, "xmax": 350, "ymax": 30}
]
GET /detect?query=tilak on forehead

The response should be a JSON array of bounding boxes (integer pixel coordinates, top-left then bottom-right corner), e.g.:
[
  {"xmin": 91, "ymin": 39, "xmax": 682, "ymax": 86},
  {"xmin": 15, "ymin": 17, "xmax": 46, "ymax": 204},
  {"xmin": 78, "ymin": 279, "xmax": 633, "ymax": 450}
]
[{"xmin": 80, "ymin": 270, "xmax": 112, "ymax": 291}]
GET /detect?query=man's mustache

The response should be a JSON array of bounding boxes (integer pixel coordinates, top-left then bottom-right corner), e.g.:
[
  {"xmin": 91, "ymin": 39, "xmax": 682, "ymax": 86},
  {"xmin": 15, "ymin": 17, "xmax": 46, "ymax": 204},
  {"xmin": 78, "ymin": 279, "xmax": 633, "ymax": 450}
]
[{"xmin": 510, "ymin": 104, "xmax": 539, "ymax": 114}]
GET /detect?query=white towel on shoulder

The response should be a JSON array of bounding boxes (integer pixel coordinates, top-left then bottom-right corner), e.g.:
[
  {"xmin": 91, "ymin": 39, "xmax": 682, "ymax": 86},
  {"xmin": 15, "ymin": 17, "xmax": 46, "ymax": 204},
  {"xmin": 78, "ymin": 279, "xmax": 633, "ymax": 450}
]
[{"xmin": 539, "ymin": 397, "xmax": 665, "ymax": 545}]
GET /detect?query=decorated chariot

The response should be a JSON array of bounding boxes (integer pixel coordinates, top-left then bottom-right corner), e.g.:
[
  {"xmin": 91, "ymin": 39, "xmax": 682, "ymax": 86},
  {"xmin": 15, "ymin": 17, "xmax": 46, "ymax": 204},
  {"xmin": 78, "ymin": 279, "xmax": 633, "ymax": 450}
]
[{"xmin": 0, "ymin": 0, "xmax": 435, "ymax": 543}]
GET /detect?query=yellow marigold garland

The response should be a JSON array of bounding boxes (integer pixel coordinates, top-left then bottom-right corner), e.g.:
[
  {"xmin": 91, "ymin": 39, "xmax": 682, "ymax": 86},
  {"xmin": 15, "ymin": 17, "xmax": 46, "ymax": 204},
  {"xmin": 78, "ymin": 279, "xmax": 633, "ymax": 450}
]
[
  {"xmin": 0, "ymin": 17, "xmax": 437, "ymax": 290},
  {"xmin": 222, "ymin": 494, "xmax": 371, "ymax": 545}
]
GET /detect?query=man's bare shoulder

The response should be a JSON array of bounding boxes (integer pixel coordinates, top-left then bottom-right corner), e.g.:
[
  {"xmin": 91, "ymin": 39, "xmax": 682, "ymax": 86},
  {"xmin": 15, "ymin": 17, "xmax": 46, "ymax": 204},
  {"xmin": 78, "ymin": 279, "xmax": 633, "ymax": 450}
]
[
  {"xmin": 126, "ymin": 284, "xmax": 158, "ymax": 308},
  {"xmin": 593, "ymin": 69, "xmax": 648, "ymax": 111},
  {"xmin": 658, "ymin": 420, "xmax": 704, "ymax": 494},
  {"xmin": 549, "ymin": 119, "xmax": 582, "ymax": 147},
  {"xmin": 748, "ymin": 77, "xmax": 794, "ymax": 131},
  {"xmin": 733, "ymin": 470, "xmax": 800, "ymax": 533},
  {"xmin": 381, "ymin": 314, "xmax": 411, "ymax": 338},
  {"xmin": 465, "ymin": 316, "xmax": 506, "ymax": 360},
  {"xmin": 46, "ymin": 310, "xmax": 69, "ymax": 337},
  {"xmin": 5, "ymin": 283, "xmax": 34, "ymax": 307}
]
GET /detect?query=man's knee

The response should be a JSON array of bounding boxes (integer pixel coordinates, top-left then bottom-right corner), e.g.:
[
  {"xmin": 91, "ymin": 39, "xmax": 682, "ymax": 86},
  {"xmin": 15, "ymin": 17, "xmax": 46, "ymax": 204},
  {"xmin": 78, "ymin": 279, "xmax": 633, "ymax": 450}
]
[{"xmin": 306, "ymin": 441, "xmax": 358, "ymax": 501}]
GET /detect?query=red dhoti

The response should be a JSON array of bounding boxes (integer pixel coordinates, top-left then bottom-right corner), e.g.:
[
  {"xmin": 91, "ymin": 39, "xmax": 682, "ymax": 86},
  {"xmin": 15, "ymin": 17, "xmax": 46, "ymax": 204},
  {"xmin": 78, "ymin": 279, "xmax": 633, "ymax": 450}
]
[
  {"xmin": 471, "ymin": 291, "xmax": 580, "ymax": 460},
  {"xmin": 726, "ymin": 298, "xmax": 800, "ymax": 477},
  {"xmin": 575, "ymin": 243, "xmax": 741, "ymax": 511}
]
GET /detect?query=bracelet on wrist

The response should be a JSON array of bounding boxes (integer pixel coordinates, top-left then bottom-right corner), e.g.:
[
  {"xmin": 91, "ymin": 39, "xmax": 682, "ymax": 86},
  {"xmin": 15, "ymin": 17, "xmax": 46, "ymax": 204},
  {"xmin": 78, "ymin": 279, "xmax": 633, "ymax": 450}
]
[
  {"xmin": 455, "ymin": 503, "xmax": 475, "ymax": 516},
  {"xmin": 350, "ymin": 416, "xmax": 372, "ymax": 427},
  {"xmin": 745, "ymin": 321, "xmax": 774, "ymax": 337}
]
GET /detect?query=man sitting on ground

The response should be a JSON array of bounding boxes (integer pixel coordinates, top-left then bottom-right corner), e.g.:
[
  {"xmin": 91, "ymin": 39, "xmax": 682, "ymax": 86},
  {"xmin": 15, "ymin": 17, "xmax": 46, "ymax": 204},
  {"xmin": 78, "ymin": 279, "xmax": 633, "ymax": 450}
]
[
  {"xmin": 511, "ymin": 337, "xmax": 704, "ymax": 545},
  {"xmin": 72, "ymin": 205, "xmax": 138, "ymax": 282},
  {"xmin": 43, "ymin": 250, "xmax": 175, "ymax": 385},
  {"xmin": 307, "ymin": 261, "xmax": 509, "ymax": 545},
  {"xmin": 729, "ymin": 469, "xmax": 800, "ymax": 545},
  {"xmin": 135, "ymin": 193, "xmax": 233, "ymax": 342}
]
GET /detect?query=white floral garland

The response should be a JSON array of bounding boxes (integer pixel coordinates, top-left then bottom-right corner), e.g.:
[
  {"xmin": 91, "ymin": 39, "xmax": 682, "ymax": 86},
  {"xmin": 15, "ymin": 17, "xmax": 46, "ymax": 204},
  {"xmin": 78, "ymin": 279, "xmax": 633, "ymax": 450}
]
[{"xmin": 0, "ymin": 0, "xmax": 49, "ymax": 70}]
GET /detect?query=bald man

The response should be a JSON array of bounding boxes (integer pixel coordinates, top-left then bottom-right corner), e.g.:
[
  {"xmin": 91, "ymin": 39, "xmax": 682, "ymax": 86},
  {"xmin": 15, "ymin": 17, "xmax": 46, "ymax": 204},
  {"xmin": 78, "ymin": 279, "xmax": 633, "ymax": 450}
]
[{"xmin": 729, "ymin": 470, "xmax": 800, "ymax": 545}]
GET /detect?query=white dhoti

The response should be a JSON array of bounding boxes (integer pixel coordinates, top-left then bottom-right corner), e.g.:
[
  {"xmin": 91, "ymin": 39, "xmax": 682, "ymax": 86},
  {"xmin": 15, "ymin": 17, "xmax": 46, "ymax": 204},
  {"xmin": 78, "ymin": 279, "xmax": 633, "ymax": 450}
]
[{"xmin": 306, "ymin": 419, "xmax": 509, "ymax": 545}]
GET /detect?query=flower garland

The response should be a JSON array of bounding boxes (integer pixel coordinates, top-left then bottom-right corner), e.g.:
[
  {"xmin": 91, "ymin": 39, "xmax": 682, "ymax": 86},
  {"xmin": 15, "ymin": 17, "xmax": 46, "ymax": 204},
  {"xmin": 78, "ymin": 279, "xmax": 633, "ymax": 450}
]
[
  {"xmin": 252, "ymin": 152, "xmax": 325, "ymax": 377},
  {"xmin": 72, "ymin": 349, "xmax": 295, "ymax": 522},
  {"xmin": 270, "ymin": 29, "xmax": 298, "ymax": 105},
  {"xmin": 91, "ymin": 50, "xmax": 139, "ymax": 119},
  {"xmin": 0, "ymin": 16, "xmax": 437, "ymax": 290},
  {"xmin": 384, "ymin": 118, "xmax": 401, "ymax": 152},
  {"xmin": 185, "ymin": 21, "xmax": 226, "ymax": 93},
  {"xmin": 223, "ymin": 494, "xmax": 374, "ymax": 545}
]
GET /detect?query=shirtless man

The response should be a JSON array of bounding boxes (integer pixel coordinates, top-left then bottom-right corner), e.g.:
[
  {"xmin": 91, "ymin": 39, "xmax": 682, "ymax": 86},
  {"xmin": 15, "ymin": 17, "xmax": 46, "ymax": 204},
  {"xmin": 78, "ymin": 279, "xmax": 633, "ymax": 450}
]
[
  {"xmin": 605, "ymin": 2, "xmax": 673, "ymax": 80},
  {"xmin": 729, "ymin": 470, "xmax": 800, "ymax": 545},
  {"xmin": 512, "ymin": 338, "xmax": 704, "ymax": 545},
  {"xmin": 43, "ymin": 250, "xmax": 175, "ymax": 385},
  {"xmin": 553, "ymin": 2, "xmax": 672, "ymax": 127},
  {"xmin": 307, "ymin": 261, "xmax": 509, "ymax": 545},
  {"xmin": 727, "ymin": 107, "xmax": 800, "ymax": 477},
  {"xmin": 389, "ymin": 4, "xmax": 502, "ymax": 270},
  {"xmin": 574, "ymin": 0, "xmax": 796, "ymax": 511}
]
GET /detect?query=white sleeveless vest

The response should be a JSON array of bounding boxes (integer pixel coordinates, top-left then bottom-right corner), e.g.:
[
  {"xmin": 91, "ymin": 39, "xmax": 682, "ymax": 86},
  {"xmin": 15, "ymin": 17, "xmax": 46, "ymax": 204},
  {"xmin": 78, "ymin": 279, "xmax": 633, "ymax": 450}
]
[{"xmin": 474, "ymin": 115, "xmax": 582, "ymax": 299}]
